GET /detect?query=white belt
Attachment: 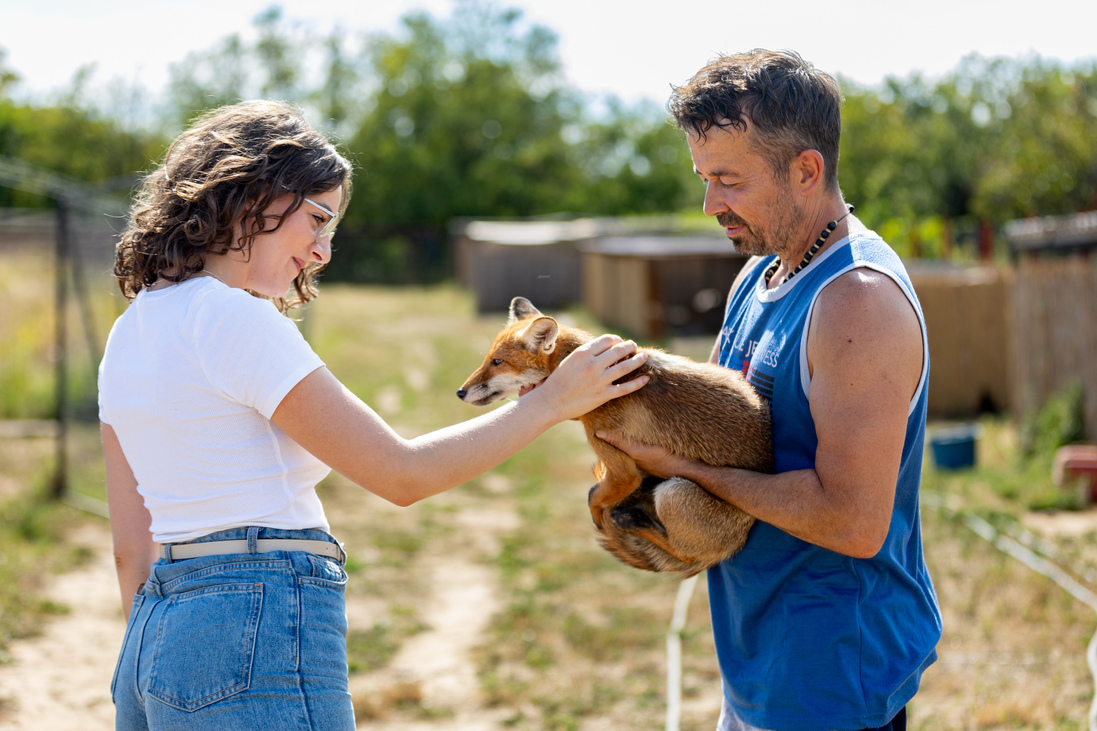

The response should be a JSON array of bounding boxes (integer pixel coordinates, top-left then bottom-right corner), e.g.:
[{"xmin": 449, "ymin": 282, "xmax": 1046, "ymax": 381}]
[{"xmin": 160, "ymin": 538, "xmax": 345, "ymax": 563}]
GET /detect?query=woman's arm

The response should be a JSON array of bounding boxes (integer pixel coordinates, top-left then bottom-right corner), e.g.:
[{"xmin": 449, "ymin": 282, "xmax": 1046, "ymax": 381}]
[
  {"xmin": 273, "ymin": 335, "xmax": 648, "ymax": 506},
  {"xmin": 101, "ymin": 423, "xmax": 158, "ymax": 619}
]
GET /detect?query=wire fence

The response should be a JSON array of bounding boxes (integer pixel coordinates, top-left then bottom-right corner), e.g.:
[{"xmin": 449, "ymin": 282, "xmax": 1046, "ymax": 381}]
[{"xmin": 0, "ymin": 156, "xmax": 128, "ymax": 510}]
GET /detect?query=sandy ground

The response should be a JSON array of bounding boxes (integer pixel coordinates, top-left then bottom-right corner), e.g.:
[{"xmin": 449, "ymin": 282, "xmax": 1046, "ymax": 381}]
[
  {"xmin": 0, "ymin": 502, "xmax": 517, "ymax": 730},
  {"xmin": 0, "ymin": 520, "xmax": 122, "ymax": 730},
  {"xmin": 344, "ymin": 496, "xmax": 521, "ymax": 729},
  {"xmin": 7, "ymin": 485, "xmax": 1097, "ymax": 729}
]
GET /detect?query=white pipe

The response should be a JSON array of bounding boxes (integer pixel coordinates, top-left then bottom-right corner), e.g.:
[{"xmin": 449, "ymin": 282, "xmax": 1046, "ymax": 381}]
[
  {"xmin": 666, "ymin": 573, "xmax": 700, "ymax": 731},
  {"xmin": 924, "ymin": 492, "xmax": 1097, "ymax": 730}
]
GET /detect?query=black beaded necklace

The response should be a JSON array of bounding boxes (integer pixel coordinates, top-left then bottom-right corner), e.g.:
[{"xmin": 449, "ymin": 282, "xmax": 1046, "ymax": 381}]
[{"xmin": 764, "ymin": 204, "xmax": 855, "ymax": 286}]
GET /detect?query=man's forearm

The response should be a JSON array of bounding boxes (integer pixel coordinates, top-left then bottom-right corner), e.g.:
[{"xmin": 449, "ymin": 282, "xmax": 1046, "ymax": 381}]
[{"xmin": 672, "ymin": 461, "xmax": 887, "ymax": 558}]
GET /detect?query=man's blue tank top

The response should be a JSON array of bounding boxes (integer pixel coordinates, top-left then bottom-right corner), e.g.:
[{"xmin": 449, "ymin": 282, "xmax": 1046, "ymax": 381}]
[{"xmin": 710, "ymin": 231, "xmax": 941, "ymax": 731}]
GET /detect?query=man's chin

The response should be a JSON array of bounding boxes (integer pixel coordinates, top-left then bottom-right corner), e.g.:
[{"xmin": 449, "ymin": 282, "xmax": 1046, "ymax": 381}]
[{"xmin": 727, "ymin": 238, "xmax": 766, "ymax": 258}]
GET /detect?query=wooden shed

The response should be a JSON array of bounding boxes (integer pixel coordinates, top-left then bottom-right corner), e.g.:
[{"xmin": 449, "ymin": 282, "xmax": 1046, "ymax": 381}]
[
  {"xmin": 451, "ymin": 218, "xmax": 597, "ymax": 312},
  {"xmin": 581, "ymin": 236, "xmax": 747, "ymax": 340},
  {"xmin": 450, "ymin": 216, "xmax": 687, "ymax": 313}
]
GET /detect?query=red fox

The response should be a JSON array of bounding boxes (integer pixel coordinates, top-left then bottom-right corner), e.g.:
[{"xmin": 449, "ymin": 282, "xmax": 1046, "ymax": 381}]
[{"xmin": 457, "ymin": 297, "xmax": 773, "ymax": 576}]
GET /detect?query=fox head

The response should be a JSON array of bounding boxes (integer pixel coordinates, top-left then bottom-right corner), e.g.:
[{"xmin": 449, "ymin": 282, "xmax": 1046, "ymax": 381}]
[{"xmin": 456, "ymin": 297, "xmax": 564, "ymax": 406}]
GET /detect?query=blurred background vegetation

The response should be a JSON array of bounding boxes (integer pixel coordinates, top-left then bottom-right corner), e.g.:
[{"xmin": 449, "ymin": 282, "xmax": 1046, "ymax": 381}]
[
  {"xmin": 2, "ymin": 3, "xmax": 1095, "ymax": 282},
  {"xmin": 3, "ymin": 5, "xmax": 1097, "ymax": 725}
]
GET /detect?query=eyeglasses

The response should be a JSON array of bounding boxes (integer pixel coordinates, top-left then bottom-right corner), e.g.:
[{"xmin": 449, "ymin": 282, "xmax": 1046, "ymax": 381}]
[
  {"xmin": 283, "ymin": 185, "xmax": 339, "ymax": 241},
  {"xmin": 301, "ymin": 196, "xmax": 339, "ymax": 241}
]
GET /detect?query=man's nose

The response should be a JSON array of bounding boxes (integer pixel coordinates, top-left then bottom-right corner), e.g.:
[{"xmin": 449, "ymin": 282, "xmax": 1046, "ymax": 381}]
[{"xmin": 702, "ymin": 181, "xmax": 728, "ymax": 217}]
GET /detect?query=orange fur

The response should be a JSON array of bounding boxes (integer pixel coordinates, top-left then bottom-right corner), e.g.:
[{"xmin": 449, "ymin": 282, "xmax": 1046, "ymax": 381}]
[{"xmin": 458, "ymin": 297, "xmax": 774, "ymax": 575}]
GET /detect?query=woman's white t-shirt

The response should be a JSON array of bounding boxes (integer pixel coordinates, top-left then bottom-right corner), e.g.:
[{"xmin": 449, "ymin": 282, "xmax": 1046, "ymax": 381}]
[{"xmin": 97, "ymin": 277, "xmax": 331, "ymax": 543}]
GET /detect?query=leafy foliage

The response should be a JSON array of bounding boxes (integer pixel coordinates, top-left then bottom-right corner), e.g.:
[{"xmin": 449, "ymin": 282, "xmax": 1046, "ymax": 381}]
[
  {"xmin": 839, "ymin": 55, "xmax": 1097, "ymax": 258},
  {"xmin": 1020, "ymin": 383, "xmax": 1088, "ymax": 459},
  {"xmin": 2, "ymin": 13, "xmax": 1096, "ymax": 278}
]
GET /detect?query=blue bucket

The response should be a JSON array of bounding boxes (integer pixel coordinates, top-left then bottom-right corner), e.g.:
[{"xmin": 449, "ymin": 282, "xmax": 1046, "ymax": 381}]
[{"xmin": 929, "ymin": 424, "xmax": 980, "ymax": 470}]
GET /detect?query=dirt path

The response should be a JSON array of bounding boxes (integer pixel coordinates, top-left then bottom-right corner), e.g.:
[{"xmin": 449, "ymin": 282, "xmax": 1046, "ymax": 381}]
[
  {"xmin": 0, "ymin": 520, "xmax": 121, "ymax": 731},
  {"xmin": 346, "ymin": 487, "xmax": 520, "ymax": 729},
  {"xmin": 348, "ymin": 557, "xmax": 510, "ymax": 730},
  {"xmin": 0, "ymin": 492, "xmax": 518, "ymax": 730}
]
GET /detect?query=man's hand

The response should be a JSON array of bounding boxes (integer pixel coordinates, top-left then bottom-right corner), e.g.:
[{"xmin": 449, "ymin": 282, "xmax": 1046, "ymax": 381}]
[{"xmin": 595, "ymin": 430, "xmax": 696, "ymax": 479}]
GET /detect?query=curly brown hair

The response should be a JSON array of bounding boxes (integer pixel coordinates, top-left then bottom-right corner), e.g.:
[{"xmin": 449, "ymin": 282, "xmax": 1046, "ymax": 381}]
[
  {"xmin": 115, "ymin": 100, "xmax": 353, "ymax": 311},
  {"xmin": 668, "ymin": 50, "xmax": 843, "ymax": 190}
]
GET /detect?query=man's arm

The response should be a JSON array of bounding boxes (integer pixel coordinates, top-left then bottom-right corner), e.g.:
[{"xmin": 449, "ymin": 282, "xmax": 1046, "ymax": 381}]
[{"xmin": 600, "ymin": 268, "xmax": 923, "ymax": 558}]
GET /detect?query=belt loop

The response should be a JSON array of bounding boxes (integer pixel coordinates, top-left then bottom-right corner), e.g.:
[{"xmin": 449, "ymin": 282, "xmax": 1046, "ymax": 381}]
[
  {"xmin": 247, "ymin": 526, "xmax": 259, "ymax": 554},
  {"xmin": 162, "ymin": 543, "xmax": 173, "ymax": 563}
]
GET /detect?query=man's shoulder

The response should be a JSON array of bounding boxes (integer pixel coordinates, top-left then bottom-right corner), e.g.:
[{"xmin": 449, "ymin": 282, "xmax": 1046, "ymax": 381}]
[
  {"xmin": 845, "ymin": 232, "xmax": 909, "ymax": 274},
  {"xmin": 818, "ymin": 266, "xmax": 909, "ymax": 309}
]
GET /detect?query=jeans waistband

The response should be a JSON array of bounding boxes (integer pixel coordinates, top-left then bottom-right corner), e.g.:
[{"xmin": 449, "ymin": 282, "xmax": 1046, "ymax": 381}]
[{"xmin": 160, "ymin": 526, "xmax": 344, "ymax": 564}]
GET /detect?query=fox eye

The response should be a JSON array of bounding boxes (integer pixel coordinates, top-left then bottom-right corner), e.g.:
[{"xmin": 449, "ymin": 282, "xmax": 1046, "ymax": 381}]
[{"xmin": 492, "ymin": 358, "xmax": 504, "ymax": 366}]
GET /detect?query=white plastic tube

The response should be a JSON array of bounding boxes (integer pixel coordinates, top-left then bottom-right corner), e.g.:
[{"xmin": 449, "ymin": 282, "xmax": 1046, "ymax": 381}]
[
  {"xmin": 925, "ymin": 492, "xmax": 1097, "ymax": 730},
  {"xmin": 666, "ymin": 573, "xmax": 700, "ymax": 731}
]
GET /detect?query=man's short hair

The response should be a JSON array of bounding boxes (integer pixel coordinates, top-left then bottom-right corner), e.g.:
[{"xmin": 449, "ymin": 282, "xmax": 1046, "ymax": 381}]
[{"xmin": 668, "ymin": 49, "xmax": 843, "ymax": 189}]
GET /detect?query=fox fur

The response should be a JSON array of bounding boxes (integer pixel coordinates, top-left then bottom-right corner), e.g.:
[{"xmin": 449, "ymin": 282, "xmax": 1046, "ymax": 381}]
[{"xmin": 457, "ymin": 296, "xmax": 773, "ymax": 576}]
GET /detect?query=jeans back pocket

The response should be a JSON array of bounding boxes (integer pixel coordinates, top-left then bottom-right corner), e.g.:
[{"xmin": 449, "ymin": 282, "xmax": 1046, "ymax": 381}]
[
  {"xmin": 300, "ymin": 554, "xmax": 348, "ymax": 590},
  {"xmin": 147, "ymin": 583, "xmax": 263, "ymax": 712}
]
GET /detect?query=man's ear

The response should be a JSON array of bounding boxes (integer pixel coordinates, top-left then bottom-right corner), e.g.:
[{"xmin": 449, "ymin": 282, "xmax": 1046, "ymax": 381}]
[
  {"xmin": 521, "ymin": 316, "xmax": 559, "ymax": 354},
  {"xmin": 791, "ymin": 149, "xmax": 825, "ymax": 198}
]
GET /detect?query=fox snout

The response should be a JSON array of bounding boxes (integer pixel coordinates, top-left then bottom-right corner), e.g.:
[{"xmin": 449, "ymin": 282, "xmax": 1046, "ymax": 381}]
[
  {"xmin": 456, "ymin": 363, "xmax": 524, "ymax": 406},
  {"xmin": 455, "ymin": 384, "xmax": 495, "ymax": 405},
  {"xmin": 455, "ymin": 380, "xmax": 504, "ymax": 407}
]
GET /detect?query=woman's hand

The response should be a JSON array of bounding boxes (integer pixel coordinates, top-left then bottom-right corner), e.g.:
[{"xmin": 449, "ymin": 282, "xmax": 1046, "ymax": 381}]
[{"xmin": 531, "ymin": 335, "xmax": 648, "ymax": 422}]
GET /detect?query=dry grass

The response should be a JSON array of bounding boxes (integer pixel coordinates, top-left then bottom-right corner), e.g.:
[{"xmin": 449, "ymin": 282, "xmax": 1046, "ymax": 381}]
[
  {"xmin": 914, "ymin": 419, "xmax": 1097, "ymax": 729},
  {"xmin": 2, "ymin": 265, "xmax": 1095, "ymax": 728},
  {"xmin": 0, "ymin": 248, "xmax": 114, "ymax": 660},
  {"xmin": 305, "ymin": 285, "xmax": 723, "ymax": 729}
]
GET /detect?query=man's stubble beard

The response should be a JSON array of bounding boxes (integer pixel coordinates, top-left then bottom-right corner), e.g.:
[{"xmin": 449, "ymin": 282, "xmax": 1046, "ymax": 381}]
[{"xmin": 718, "ymin": 184, "xmax": 803, "ymax": 259}]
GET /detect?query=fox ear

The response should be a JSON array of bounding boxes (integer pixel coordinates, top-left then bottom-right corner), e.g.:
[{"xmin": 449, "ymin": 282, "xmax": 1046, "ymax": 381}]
[
  {"xmin": 508, "ymin": 297, "xmax": 542, "ymax": 324},
  {"xmin": 521, "ymin": 316, "xmax": 559, "ymax": 354}
]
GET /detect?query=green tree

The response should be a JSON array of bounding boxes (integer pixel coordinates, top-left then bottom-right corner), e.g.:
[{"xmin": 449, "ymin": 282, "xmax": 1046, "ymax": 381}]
[
  {"xmin": 973, "ymin": 58, "xmax": 1097, "ymax": 219},
  {"xmin": 338, "ymin": 7, "xmax": 581, "ymax": 280},
  {"xmin": 561, "ymin": 97, "xmax": 695, "ymax": 216},
  {"xmin": 165, "ymin": 5, "xmax": 311, "ymax": 127},
  {"xmin": 309, "ymin": 28, "xmax": 371, "ymax": 138},
  {"xmin": 166, "ymin": 33, "xmax": 250, "ymax": 125},
  {"xmin": 0, "ymin": 47, "xmax": 19, "ymax": 99},
  {"xmin": 0, "ymin": 61, "xmax": 161, "ymax": 208},
  {"xmin": 335, "ymin": 4, "xmax": 695, "ymax": 281},
  {"xmin": 840, "ymin": 54, "xmax": 1097, "ymax": 259}
]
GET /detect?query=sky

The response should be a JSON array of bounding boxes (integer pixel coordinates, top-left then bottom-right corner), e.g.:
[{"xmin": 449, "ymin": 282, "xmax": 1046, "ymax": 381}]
[{"xmin": 2, "ymin": 0, "xmax": 1095, "ymax": 107}]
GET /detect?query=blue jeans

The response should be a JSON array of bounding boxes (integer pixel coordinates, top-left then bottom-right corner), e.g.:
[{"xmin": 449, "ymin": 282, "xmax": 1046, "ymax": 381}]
[{"xmin": 112, "ymin": 527, "xmax": 355, "ymax": 730}]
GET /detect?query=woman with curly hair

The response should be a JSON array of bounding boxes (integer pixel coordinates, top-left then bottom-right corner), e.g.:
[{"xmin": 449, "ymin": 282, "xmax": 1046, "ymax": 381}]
[{"xmin": 99, "ymin": 100, "xmax": 648, "ymax": 730}]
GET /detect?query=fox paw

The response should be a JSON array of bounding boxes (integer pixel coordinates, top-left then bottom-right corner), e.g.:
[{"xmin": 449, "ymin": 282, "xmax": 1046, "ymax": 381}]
[{"xmin": 608, "ymin": 503, "xmax": 659, "ymax": 532}]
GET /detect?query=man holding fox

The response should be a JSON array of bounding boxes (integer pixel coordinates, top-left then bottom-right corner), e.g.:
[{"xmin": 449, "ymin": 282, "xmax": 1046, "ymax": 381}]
[{"xmin": 599, "ymin": 50, "xmax": 941, "ymax": 731}]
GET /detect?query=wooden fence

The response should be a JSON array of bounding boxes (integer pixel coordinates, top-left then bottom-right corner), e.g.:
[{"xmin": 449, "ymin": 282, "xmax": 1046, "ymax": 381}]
[
  {"xmin": 1009, "ymin": 255, "xmax": 1097, "ymax": 441},
  {"xmin": 909, "ymin": 265, "xmax": 1012, "ymax": 419}
]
